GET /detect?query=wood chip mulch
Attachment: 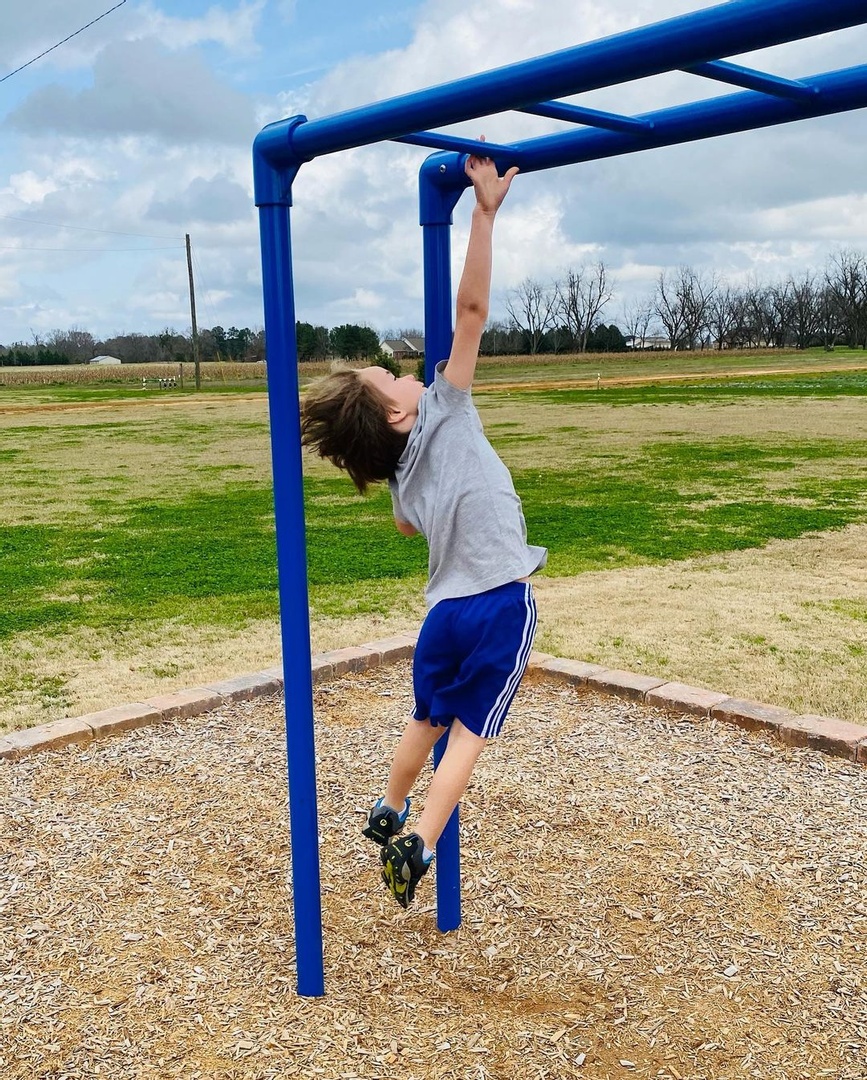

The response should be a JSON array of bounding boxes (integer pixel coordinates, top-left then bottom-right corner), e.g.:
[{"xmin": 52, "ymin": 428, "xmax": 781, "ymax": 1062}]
[{"xmin": 1, "ymin": 663, "xmax": 866, "ymax": 1080}]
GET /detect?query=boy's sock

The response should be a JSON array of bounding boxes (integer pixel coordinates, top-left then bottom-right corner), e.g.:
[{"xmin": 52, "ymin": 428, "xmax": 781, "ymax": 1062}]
[{"xmin": 422, "ymin": 845, "xmax": 435, "ymax": 863}]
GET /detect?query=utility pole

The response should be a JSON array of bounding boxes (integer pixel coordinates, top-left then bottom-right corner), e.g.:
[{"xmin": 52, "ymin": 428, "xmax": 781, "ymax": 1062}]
[{"xmin": 186, "ymin": 233, "xmax": 201, "ymax": 390}]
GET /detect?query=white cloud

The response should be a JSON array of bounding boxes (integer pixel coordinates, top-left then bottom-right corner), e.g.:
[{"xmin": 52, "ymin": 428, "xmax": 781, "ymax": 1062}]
[
  {"xmin": 4, "ymin": 171, "xmax": 60, "ymax": 203},
  {"xmin": 7, "ymin": 38, "xmax": 256, "ymax": 143},
  {"xmin": 1, "ymin": 0, "xmax": 866, "ymax": 341},
  {"xmin": 0, "ymin": 1, "xmax": 265, "ymax": 74},
  {"xmin": 132, "ymin": 0, "xmax": 265, "ymax": 55}
]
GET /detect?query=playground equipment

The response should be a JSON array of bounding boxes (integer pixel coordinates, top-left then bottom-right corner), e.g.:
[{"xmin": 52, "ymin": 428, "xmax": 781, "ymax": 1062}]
[{"xmin": 252, "ymin": 0, "xmax": 867, "ymax": 996}]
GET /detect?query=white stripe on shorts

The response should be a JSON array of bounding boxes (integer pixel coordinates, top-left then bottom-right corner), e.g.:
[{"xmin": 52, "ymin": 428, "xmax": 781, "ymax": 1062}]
[{"xmin": 480, "ymin": 583, "xmax": 537, "ymax": 739}]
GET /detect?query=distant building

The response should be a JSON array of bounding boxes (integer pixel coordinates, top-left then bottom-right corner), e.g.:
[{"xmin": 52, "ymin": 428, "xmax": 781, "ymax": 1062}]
[
  {"xmin": 89, "ymin": 355, "xmax": 124, "ymax": 365},
  {"xmin": 624, "ymin": 335, "xmax": 672, "ymax": 351},
  {"xmin": 380, "ymin": 337, "xmax": 425, "ymax": 360}
]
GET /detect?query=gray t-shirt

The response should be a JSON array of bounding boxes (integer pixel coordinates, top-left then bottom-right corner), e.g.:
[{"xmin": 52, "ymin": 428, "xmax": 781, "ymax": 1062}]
[{"xmin": 389, "ymin": 361, "xmax": 547, "ymax": 608}]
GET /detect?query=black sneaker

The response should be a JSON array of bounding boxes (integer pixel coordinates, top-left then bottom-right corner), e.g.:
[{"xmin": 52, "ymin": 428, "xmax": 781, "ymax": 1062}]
[
  {"xmin": 362, "ymin": 798, "xmax": 410, "ymax": 846},
  {"xmin": 380, "ymin": 832, "xmax": 432, "ymax": 909}
]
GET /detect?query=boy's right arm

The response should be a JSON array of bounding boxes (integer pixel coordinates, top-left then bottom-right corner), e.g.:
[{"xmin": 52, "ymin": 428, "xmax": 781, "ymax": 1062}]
[{"xmin": 443, "ymin": 149, "xmax": 518, "ymax": 391}]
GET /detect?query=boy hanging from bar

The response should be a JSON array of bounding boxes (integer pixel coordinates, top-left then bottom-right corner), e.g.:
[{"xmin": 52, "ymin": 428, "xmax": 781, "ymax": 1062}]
[{"xmin": 300, "ymin": 142, "xmax": 546, "ymax": 907}]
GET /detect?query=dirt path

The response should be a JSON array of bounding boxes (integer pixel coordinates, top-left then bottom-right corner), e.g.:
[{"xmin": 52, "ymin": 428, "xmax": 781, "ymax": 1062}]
[
  {"xmin": 475, "ymin": 362, "xmax": 867, "ymax": 393},
  {"xmin": 0, "ymin": 392, "xmax": 266, "ymax": 417},
  {"xmin": 1, "ymin": 362, "xmax": 864, "ymax": 415}
]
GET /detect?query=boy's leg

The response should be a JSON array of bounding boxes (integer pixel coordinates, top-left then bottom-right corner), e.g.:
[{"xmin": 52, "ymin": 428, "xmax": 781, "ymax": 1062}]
[
  {"xmin": 379, "ymin": 718, "xmax": 485, "ymax": 908},
  {"xmin": 383, "ymin": 717, "xmax": 447, "ymax": 812},
  {"xmin": 414, "ymin": 718, "xmax": 486, "ymax": 850}
]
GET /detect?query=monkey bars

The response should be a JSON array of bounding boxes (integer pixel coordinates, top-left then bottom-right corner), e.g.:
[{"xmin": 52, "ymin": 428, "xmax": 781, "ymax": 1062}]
[{"xmin": 252, "ymin": 0, "xmax": 867, "ymax": 996}]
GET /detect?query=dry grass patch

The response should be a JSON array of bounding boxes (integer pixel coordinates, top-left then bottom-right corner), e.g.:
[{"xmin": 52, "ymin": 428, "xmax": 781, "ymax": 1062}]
[
  {"xmin": 0, "ymin": 361, "xmax": 265, "ymax": 390},
  {"xmin": 0, "ymin": 398, "xmax": 272, "ymax": 526},
  {"xmin": 2, "ymin": 665, "xmax": 865, "ymax": 1079},
  {"xmin": 535, "ymin": 524, "xmax": 867, "ymax": 724},
  {"xmin": 480, "ymin": 395, "xmax": 867, "ymax": 472},
  {"xmin": 0, "ymin": 606, "xmax": 424, "ymax": 735}
]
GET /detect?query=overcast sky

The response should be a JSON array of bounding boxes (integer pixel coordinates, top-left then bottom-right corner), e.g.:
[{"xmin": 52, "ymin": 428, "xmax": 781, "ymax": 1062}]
[{"xmin": 1, "ymin": 0, "xmax": 865, "ymax": 344}]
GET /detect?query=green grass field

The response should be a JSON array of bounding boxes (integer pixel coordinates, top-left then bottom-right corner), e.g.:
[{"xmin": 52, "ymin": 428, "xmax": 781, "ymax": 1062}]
[{"xmin": 1, "ymin": 352, "xmax": 866, "ymax": 731}]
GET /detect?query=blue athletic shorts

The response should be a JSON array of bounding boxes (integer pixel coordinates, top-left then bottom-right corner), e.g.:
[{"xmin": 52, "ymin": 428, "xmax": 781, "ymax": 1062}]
[{"xmin": 412, "ymin": 581, "xmax": 538, "ymax": 739}]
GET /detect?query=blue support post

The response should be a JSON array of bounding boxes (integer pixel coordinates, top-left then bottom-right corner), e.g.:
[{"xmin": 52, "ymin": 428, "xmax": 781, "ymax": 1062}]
[
  {"xmin": 254, "ymin": 128, "xmax": 324, "ymax": 998},
  {"xmin": 420, "ymin": 156, "xmax": 466, "ymax": 932}
]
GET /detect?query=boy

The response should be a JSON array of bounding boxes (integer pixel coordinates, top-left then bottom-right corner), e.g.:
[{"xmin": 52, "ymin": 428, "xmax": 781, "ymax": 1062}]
[{"xmin": 300, "ymin": 146, "xmax": 546, "ymax": 908}]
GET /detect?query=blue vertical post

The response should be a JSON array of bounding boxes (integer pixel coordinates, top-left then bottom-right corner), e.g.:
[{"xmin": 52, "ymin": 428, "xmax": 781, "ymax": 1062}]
[
  {"xmin": 254, "ymin": 125, "xmax": 325, "ymax": 997},
  {"xmin": 420, "ymin": 154, "xmax": 470, "ymax": 932}
]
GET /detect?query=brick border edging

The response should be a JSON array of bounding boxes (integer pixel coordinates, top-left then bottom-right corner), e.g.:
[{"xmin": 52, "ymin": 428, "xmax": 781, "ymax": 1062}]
[
  {"xmin": 1, "ymin": 636, "xmax": 864, "ymax": 768},
  {"xmin": 0, "ymin": 634, "xmax": 418, "ymax": 763},
  {"xmin": 529, "ymin": 654, "xmax": 867, "ymax": 766}
]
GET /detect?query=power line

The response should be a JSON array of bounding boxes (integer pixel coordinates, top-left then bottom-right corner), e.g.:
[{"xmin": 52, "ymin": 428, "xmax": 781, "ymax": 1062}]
[
  {"xmin": 1, "ymin": 1, "xmax": 128, "ymax": 85},
  {"xmin": 0, "ymin": 213, "xmax": 181, "ymax": 241},
  {"xmin": 0, "ymin": 244, "xmax": 182, "ymax": 252}
]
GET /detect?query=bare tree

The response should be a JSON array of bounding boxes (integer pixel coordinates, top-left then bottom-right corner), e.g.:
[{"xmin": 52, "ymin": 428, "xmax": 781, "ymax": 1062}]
[
  {"xmin": 481, "ymin": 320, "xmax": 516, "ymax": 355},
  {"xmin": 767, "ymin": 280, "xmax": 796, "ymax": 348},
  {"xmin": 741, "ymin": 280, "xmax": 775, "ymax": 348},
  {"xmin": 825, "ymin": 249, "xmax": 867, "ymax": 348},
  {"xmin": 621, "ymin": 294, "xmax": 655, "ymax": 350},
  {"xmin": 788, "ymin": 273, "xmax": 823, "ymax": 350},
  {"xmin": 556, "ymin": 263, "xmax": 613, "ymax": 352},
  {"xmin": 45, "ymin": 326, "xmax": 96, "ymax": 363},
  {"xmin": 655, "ymin": 267, "xmax": 717, "ymax": 350},
  {"xmin": 682, "ymin": 268, "xmax": 716, "ymax": 349},
  {"xmin": 505, "ymin": 278, "xmax": 558, "ymax": 355},
  {"xmin": 817, "ymin": 283, "xmax": 844, "ymax": 350},
  {"xmin": 654, "ymin": 270, "xmax": 687, "ymax": 349},
  {"xmin": 708, "ymin": 285, "xmax": 745, "ymax": 350}
]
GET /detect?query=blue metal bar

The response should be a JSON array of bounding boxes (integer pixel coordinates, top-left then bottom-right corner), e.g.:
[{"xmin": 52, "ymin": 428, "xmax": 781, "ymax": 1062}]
[
  {"xmin": 395, "ymin": 133, "xmax": 517, "ymax": 157},
  {"xmin": 432, "ymin": 736, "xmax": 461, "ymax": 931},
  {"xmin": 519, "ymin": 101, "xmax": 652, "ymax": 134},
  {"xmin": 421, "ymin": 205, "xmax": 462, "ymax": 932},
  {"xmin": 421, "ymin": 172, "xmax": 462, "ymax": 933},
  {"xmin": 263, "ymin": 0, "xmax": 865, "ymax": 166},
  {"xmin": 422, "ymin": 225, "xmax": 454, "ymax": 380},
  {"xmin": 478, "ymin": 65, "xmax": 867, "ymax": 176},
  {"xmin": 257, "ymin": 197, "xmax": 325, "ymax": 998},
  {"xmin": 684, "ymin": 60, "xmax": 819, "ymax": 101}
]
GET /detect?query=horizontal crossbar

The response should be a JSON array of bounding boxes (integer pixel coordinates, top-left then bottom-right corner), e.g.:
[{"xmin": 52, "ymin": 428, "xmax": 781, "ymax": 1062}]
[
  {"xmin": 518, "ymin": 102, "xmax": 652, "ymax": 134},
  {"xmin": 393, "ymin": 133, "xmax": 517, "ymax": 156},
  {"xmin": 684, "ymin": 60, "xmax": 819, "ymax": 100},
  {"xmin": 485, "ymin": 65, "xmax": 867, "ymax": 175},
  {"xmin": 257, "ymin": 0, "xmax": 866, "ymax": 168}
]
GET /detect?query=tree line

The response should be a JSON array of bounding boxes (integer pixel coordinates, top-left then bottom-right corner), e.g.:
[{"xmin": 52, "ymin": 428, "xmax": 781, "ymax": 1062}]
[
  {"xmin": 0, "ymin": 321, "xmax": 391, "ymax": 366},
  {"xmin": 504, "ymin": 248, "xmax": 867, "ymax": 354},
  {"xmin": 0, "ymin": 325, "xmax": 266, "ymax": 366},
  {"xmin": 3, "ymin": 247, "xmax": 865, "ymax": 366}
]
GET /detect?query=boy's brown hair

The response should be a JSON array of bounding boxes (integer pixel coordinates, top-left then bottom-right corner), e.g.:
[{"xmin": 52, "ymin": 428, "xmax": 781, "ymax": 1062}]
[{"xmin": 300, "ymin": 370, "xmax": 409, "ymax": 494}]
